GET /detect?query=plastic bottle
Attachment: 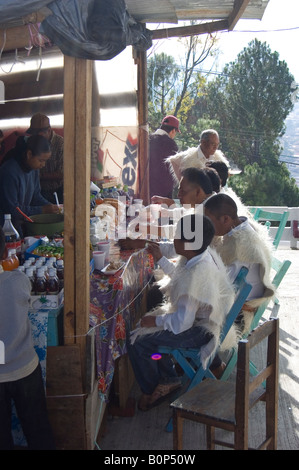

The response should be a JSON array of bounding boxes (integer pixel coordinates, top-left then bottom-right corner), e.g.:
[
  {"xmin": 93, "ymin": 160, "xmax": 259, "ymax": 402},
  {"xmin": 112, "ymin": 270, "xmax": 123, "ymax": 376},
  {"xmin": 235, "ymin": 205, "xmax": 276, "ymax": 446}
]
[
  {"xmin": 47, "ymin": 268, "xmax": 59, "ymax": 295},
  {"xmin": 2, "ymin": 214, "xmax": 21, "ymax": 258},
  {"xmin": 56, "ymin": 259, "xmax": 64, "ymax": 291},
  {"xmin": 9, "ymin": 249, "xmax": 20, "ymax": 270},
  {"xmin": 16, "ymin": 265, "xmax": 25, "ymax": 273},
  {"xmin": 1, "ymin": 251, "xmax": 13, "ymax": 271},
  {"xmin": 25, "ymin": 267, "xmax": 35, "ymax": 294},
  {"xmin": 35, "ymin": 268, "xmax": 47, "ymax": 295}
]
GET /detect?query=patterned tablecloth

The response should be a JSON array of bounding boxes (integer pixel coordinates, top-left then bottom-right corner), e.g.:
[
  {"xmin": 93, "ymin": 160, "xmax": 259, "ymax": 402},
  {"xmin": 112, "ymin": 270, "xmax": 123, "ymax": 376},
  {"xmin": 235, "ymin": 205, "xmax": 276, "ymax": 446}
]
[{"xmin": 89, "ymin": 245, "xmax": 154, "ymax": 401}]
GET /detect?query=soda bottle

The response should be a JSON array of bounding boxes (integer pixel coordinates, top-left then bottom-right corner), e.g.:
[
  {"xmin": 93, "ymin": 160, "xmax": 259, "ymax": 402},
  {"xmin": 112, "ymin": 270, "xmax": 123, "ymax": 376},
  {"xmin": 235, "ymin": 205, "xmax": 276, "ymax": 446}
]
[
  {"xmin": 56, "ymin": 259, "xmax": 64, "ymax": 291},
  {"xmin": 47, "ymin": 268, "xmax": 59, "ymax": 295},
  {"xmin": 2, "ymin": 214, "xmax": 21, "ymax": 258},
  {"xmin": 1, "ymin": 250, "xmax": 13, "ymax": 271},
  {"xmin": 35, "ymin": 268, "xmax": 47, "ymax": 295},
  {"xmin": 25, "ymin": 267, "xmax": 35, "ymax": 295}
]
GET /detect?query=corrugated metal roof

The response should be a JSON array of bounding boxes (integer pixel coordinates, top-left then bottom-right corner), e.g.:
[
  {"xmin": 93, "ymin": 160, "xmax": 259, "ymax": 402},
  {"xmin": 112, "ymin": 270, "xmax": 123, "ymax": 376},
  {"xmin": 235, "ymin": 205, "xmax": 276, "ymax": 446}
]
[{"xmin": 126, "ymin": 0, "xmax": 270, "ymax": 24}]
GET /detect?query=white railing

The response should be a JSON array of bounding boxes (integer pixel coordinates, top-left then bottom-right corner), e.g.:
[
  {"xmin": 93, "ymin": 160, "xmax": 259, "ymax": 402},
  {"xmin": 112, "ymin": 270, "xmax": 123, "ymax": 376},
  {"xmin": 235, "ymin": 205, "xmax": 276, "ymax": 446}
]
[{"xmin": 249, "ymin": 206, "xmax": 299, "ymax": 249}]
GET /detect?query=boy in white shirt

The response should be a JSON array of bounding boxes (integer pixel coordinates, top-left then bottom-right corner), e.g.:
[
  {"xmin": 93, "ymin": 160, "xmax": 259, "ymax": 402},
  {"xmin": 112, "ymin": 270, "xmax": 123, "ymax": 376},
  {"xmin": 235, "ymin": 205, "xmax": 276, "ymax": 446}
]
[
  {"xmin": 127, "ymin": 214, "xmax": 235, "ymax": 411},
  {"xmin": 204, "ymin": 193, "xmax": 275, "ymax": 333}
]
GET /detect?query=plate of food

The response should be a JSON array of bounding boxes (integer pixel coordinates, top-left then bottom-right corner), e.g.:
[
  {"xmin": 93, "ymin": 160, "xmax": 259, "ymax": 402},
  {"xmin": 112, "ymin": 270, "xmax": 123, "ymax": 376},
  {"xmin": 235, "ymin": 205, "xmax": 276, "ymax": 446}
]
[{"xmin": 101, "ymin": 261, "xmax": 125, "ymax": 275}]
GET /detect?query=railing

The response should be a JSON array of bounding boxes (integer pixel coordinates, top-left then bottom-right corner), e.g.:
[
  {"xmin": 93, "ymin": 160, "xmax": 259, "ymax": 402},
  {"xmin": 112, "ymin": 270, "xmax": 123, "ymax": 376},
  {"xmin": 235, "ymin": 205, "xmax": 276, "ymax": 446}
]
[{"xmin": 249, "ymin": 206, "xmax": 299, "ymax": 249}]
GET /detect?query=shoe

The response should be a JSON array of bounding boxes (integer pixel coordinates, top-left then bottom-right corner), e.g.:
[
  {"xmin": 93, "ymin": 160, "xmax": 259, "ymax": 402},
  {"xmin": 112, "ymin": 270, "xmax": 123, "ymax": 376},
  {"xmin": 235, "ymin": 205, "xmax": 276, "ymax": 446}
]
[
  {"xmin": 138, "ymin": 394, "xmax": 152, "ymax": 411},
  {"xmin": 210, "ymin": 361, "xmax": 226, "ymax": 379},
  {"xmin": 147, "ymin": 382, "xmax": 182, "ymax": 409}
]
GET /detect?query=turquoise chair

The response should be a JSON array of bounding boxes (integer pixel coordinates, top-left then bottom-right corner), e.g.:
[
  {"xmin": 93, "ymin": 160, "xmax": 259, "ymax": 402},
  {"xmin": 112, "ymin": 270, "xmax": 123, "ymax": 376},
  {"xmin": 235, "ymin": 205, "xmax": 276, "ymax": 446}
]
[
  {"xmin": 158, "ymin": 266, "xmax": 252, "ymax": 431},
  {"xmin": 220, "ymin": 256, "xmax": 291, "ymax": 382},
  {"xmin": 253, "ymin": 208, "xmax": 289, "ymax": 250}
]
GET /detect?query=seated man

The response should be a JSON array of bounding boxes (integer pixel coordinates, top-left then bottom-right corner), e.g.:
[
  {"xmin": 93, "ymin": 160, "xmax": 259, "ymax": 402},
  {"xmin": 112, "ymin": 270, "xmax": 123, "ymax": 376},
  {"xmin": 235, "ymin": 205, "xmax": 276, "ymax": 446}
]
[
  {"xmin": 120, "ymin": 167, "xmax": 213, "ymax": 249},
  {"xmin": 204, "ymin": 193, "xmax": 275, "ymax": 333},
  {"xmin": 127, "ymin": 214, "xmax": 235, "ymax": 411}
]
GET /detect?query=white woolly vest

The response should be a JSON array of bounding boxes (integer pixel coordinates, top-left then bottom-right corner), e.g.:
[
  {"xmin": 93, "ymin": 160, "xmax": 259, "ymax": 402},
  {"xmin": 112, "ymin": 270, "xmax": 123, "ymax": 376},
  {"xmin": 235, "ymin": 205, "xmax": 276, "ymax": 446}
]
[
  {"xmin": 166, "ymin": 146, "xmax": 229, "ymax": 182},
  {"xmin": 130, "ymin": 248, "xmax": 235, "ymax": 369}
]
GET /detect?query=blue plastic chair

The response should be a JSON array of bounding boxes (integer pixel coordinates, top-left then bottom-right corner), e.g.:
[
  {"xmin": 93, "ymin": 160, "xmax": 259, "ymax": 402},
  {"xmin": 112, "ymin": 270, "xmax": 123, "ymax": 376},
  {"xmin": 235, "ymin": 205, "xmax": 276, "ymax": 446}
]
[
  {"xmin": 221, "ymin": 256, "xmax": 291, "ymax": 382},
  {"xmin": 253, "ymin": 208, "xmax": 289, "ymax": 250},
  {"xmin": 158, "ymin": 266, "xmax": 252, "ymax": 431}
]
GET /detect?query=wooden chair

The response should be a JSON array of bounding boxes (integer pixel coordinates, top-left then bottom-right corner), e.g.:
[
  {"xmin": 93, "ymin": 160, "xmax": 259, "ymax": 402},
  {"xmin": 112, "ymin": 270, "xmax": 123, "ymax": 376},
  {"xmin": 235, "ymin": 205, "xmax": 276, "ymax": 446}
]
[
  {"xmin": 171, "ymin": 318, "xmax": 279, "ymax": 450},
  {"xmin": 158, "ymin": 266, "xmax": 252, "ymax": 431},
  {"xmin": 220, "ymin": 256, "xmax": 291, "ymax": 382},
  {"xmin": 253, "ymin": 208, "xmax": 289, "ymax": 250}
]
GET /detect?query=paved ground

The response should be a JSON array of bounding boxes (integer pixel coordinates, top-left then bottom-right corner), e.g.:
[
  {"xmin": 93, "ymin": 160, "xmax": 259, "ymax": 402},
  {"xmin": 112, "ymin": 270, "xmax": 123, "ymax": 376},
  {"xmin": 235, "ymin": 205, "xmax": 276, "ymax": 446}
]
[{"xmin": 97, "ymin": 247, "xmax": 299, "ymax": 451}]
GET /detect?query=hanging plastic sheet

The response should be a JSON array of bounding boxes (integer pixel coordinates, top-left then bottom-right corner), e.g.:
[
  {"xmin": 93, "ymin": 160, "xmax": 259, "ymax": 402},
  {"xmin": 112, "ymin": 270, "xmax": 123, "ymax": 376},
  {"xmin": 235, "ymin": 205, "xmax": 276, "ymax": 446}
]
[{"xmin": 40, "ymin": 0, "xmax": 152, "ymax": 60}]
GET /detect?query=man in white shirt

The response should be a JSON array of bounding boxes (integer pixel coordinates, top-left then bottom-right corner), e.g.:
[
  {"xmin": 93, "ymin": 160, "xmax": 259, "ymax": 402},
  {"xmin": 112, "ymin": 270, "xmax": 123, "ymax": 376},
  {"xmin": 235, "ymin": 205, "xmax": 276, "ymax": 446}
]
[
  {"xmin": 166, "ymin": 129, "xmax": 229, "ymax": 183},
  {"xmin": 204, "ymin": 193, "xmax": 275, "ymax": 333}
]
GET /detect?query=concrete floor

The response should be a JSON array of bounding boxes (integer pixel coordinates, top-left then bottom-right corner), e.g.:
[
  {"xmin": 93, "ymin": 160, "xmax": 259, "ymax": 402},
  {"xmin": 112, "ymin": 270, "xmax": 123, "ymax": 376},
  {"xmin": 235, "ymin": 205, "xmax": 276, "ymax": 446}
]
[{"xmin": 97, "ymin": 247, "xmax": 299, "ymax": 451}]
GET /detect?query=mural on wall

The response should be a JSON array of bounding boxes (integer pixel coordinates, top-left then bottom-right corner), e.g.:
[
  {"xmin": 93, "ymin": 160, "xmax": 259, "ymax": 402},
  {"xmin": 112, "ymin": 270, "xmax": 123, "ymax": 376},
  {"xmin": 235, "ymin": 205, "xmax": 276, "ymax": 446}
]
[{"xmin": 91, "ymin": 126, "xmax": 138, "ymax": 193}]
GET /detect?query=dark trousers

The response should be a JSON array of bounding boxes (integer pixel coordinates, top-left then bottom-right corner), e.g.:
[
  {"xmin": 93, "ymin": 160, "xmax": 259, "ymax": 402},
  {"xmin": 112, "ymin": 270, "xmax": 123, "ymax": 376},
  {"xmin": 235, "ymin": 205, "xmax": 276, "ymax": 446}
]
[
  {"xmin": 127, "ymin": 326, "xmax": 214, "ymax": 395},
  {"xmin": 0, "ymin": 363, "xmax": 55, "ymax": 450}
]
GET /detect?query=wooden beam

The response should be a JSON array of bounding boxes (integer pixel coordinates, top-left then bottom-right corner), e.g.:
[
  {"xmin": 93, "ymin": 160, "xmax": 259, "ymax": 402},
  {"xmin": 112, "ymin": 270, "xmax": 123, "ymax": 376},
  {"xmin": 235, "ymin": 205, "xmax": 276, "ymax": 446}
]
[
  {"xmin": 228, "ymin": 0, "xmax": 251, "ymax": 31},
  {"xmin": 74, "ymin": 58, "xmax": 92, "ymax": 349},
  {"xmin": 135, "ymin": 49, "xmax": 149, "ymax": 205},
  {"xmin": 63, "ymin": 55, "xmax": 76, "ymax": 346},
  {"xmin": 63, "ymin": 56, "xmax": 92, "ymax": 391},
  {"xmin": 151, "ymin": 19, "xmax": 229, "ymax": 40}
]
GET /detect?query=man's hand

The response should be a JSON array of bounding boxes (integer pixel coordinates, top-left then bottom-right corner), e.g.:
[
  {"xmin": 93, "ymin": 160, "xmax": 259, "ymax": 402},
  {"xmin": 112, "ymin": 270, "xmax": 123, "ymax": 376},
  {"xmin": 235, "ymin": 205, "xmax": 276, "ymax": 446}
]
[
  {"xmin": 151, "ymin": 195, "xmax": 175, "ymax": 207},
  {"xmin": 118, "ymin": 238, "xmax": 146, "ymax": 250},
  {"xmin": 140, "ymin": 315, "xmax": 156, "ymax": 327},
  {"xmin": 146, "ymin": 241, "xmax": 162, "ymax": 262}
]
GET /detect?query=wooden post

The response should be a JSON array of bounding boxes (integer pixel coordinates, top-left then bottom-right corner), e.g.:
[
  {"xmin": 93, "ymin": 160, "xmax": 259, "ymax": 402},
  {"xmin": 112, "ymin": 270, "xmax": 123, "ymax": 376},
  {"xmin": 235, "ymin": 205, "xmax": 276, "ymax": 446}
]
[
  {"xmin": 135, "ymin": 49, "xmax": 150, "ymax": 205},
  {"xmin": 63, "ymin": 56, "xmax": 92, "ymax": 380}
]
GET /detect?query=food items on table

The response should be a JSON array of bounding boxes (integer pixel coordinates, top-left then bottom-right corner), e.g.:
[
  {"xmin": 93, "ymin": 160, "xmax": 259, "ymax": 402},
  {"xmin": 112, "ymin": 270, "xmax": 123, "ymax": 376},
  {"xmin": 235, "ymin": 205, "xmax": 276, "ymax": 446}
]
[
  {"xmin": 31, "ymin": 244, "xmax": 64, "ymax": 259},
  {"xmin": 105, "ymin": 261, "xmax": 124, "ymax": 271}
]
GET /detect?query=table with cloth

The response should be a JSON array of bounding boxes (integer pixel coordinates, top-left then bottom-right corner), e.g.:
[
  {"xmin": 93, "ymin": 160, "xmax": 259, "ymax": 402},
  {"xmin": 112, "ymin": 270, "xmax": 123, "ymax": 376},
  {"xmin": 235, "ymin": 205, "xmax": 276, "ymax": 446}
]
[{"xmin": 89, "ymin": 243, "xmax": 154, "ymax": 404}]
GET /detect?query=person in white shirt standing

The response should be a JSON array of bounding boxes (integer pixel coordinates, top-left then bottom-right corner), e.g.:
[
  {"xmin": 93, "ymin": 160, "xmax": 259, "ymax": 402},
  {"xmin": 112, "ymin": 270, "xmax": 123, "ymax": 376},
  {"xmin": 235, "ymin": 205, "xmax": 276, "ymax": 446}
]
[{"xmin": 166, "ymin": 129, "xmax": 229, "ymax": 183}]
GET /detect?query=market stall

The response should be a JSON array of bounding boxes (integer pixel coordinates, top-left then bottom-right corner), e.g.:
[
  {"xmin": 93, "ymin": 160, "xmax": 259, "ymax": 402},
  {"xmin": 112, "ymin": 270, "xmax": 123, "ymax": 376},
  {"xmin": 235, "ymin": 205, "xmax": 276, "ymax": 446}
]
[{"xmin": 0, "ymin": 0, "xmax": 270, "ymax": 451}]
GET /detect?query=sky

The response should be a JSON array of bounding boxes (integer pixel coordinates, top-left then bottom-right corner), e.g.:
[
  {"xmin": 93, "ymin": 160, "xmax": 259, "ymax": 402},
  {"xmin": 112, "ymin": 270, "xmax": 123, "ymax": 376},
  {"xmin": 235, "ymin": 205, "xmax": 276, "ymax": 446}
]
[{"xmin": 149, "ymin": 0, "xmax": 299, "ymax": 84}]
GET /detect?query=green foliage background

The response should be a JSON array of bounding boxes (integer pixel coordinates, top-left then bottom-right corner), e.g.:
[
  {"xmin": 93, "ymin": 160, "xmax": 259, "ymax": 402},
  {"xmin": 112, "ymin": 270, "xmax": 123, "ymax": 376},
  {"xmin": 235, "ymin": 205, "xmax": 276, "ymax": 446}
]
[{"xmin": 147, "ymin": 38, "xmax": 299, "ymax": 206}]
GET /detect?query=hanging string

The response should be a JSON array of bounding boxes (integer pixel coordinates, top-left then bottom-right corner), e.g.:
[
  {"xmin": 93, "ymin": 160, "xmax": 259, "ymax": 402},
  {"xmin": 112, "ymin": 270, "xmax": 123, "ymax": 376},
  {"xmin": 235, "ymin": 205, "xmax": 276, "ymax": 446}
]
[
  {"xmin": 0, "ymin": 30, "xmax": 25, "ymax": 74},
  {"xmin": 63, "ymin": 248, "xmax": 154, "ymax": 340}
]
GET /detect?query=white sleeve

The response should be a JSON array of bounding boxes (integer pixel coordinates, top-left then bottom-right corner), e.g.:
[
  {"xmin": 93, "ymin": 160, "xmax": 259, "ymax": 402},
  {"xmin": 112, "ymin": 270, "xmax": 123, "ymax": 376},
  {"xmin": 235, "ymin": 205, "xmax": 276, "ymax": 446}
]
[
  {"xmin": 159, "ymin": 242, "xmax": 176, "ymax": 259},
  {"xmin": 227, "ymin": 259, "xmax": 245, "ymax": 283},
  {"xmin": 156, "ymin": 256, "xmax": 176, "ymax": 275},
  {"xmin": 155, "ymin": 295, "xmax": 200, "ymax": 334}
]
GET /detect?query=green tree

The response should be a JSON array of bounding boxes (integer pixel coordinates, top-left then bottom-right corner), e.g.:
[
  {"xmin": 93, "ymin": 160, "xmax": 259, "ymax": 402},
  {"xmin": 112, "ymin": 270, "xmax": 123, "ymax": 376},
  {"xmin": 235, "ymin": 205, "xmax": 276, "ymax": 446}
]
[
  {"xmin": 147, "ymin": 30, "xmax": 218, "ymax": 145},
  {"xmin": 204, "ymin": 39, "xmax": 299, "ymax": 205}
]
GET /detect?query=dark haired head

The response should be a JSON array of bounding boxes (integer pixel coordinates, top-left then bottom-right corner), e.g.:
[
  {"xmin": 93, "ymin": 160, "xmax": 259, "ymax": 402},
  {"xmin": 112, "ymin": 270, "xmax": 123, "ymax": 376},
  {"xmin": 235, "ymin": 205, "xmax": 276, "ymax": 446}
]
[
  {"xmin": 26, "ymin": 134, "xmax": 51, "ymax": 156},
  {"xmin": 204, "ymin": 193, "xmax": 238, "ymax": 219},
  {"xmin": 0, "ymin": 226, "xmax": 5, "ymax": 260},
  {"xmin": 181, "ymin": 167, "xmax": 213, "ymax": 195},
  {"xmin": 206, "ymin": 161, "xmax": 229, "ymax": 187},
  {"xmin": 203, "ymin": 167, "xmax": 221, "ymax": 193},
  {"xmin": 175, "ymin": 213, "xmax": 215, "ymax": 254}
]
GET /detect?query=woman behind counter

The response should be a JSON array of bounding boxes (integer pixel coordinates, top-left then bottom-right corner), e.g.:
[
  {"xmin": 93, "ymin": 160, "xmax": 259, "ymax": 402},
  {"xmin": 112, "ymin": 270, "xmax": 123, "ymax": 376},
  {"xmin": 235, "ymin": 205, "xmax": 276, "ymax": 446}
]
[{"xmin": 0, "ymin": 134, "xmax": 60, "ymax": 236}]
